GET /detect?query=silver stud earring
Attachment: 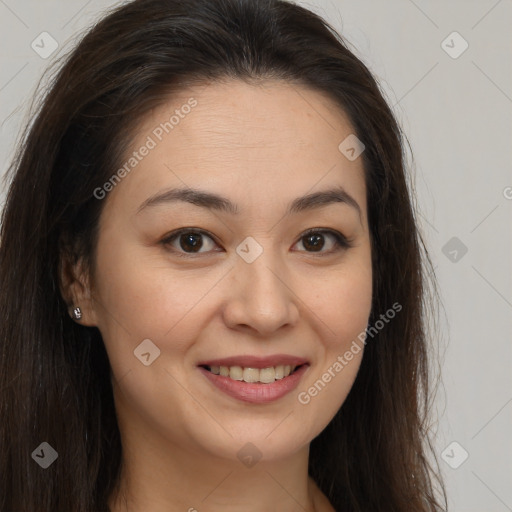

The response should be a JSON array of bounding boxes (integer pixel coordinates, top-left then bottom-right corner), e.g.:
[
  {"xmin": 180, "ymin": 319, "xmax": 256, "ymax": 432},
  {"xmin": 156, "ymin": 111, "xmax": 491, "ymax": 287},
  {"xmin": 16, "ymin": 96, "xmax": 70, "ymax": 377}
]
[{"xmin": 72, "ymin": 306, "xmax": 82, "ymax": 320}]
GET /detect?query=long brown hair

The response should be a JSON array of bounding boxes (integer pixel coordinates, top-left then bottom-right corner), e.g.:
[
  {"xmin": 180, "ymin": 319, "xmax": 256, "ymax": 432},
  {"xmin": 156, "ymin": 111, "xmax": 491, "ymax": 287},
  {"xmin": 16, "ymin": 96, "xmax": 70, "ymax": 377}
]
[{"xmin": 0, "ymin": 0, "xmax": 446, "ymax": 510}]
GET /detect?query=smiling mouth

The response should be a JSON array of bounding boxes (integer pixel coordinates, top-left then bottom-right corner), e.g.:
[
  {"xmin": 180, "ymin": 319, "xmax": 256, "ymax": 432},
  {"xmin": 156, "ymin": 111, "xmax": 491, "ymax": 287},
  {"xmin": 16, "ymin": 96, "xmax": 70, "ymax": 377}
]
[{"xmin": 200, "ymin": 364, "xmax": 307, "ymax": 384}]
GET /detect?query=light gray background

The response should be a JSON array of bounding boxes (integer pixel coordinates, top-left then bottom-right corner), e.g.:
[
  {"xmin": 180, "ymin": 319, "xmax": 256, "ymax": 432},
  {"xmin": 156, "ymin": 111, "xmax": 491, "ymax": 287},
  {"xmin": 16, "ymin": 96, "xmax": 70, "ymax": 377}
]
[{"xmin": 1, "ymin": 1, "xmax": 511, "ymax": 510}]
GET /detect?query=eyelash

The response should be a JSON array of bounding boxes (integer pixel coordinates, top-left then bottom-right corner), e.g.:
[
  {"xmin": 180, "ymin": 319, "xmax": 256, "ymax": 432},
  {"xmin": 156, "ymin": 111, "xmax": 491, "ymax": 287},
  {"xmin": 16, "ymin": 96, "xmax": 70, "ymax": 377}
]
[{"xmin": 160, "ymin": 227, "xmax": 353, "ymax": 258}]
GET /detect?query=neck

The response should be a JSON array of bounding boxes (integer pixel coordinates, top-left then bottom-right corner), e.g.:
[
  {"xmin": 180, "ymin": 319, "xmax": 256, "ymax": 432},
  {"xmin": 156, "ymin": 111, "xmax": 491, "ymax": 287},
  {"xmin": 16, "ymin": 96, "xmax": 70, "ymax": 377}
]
[{"xmin": 108, "ymin": 422, "xmax": 324, "ymax": 512}]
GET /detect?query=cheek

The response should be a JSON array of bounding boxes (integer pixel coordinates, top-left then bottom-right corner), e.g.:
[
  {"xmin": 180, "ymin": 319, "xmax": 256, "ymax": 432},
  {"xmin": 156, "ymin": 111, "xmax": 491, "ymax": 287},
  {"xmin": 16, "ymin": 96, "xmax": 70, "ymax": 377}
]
[
  {"xmin": 293, "ymin": 255, "xmax": 372, "ymax": 426},
  {"xmin": 309, "ymin": 256, "xmax": 373, "ymax": 349},
  {"xmin": 92, "ymin": 235, "xmax": 229, "ymax": 373},
  {"xmin": 295, "ymin": 346, "xmax": 363, "ymax": 441},
  {"xmin": 94, "ymin": 235, "xmax": 179, "ymax": 333}
]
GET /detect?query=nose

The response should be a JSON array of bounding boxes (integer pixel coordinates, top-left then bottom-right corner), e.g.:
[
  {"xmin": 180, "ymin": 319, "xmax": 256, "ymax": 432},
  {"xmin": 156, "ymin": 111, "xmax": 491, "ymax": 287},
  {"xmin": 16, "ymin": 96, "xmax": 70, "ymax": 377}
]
[{"xmin": 222, "ymin": 251, "xmax": 300, "ymax": 337}]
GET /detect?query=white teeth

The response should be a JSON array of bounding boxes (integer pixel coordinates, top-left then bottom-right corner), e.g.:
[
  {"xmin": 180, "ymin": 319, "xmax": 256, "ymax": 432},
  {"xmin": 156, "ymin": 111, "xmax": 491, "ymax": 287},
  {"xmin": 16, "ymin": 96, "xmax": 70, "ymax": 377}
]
[
  {"xmin": 243, "ymin": 367, "xmax": 260, "ymax": 383},
  {"xmin": 207, "ymin": 364, "xmax": 299, "ymax": 384},
  {"xmin": 229, "ymin": 365, "xmax": 243, "ymax": 381},
  {"xmin": 259, "ymin": 367, "xmax": 275, "ymax": 384}
]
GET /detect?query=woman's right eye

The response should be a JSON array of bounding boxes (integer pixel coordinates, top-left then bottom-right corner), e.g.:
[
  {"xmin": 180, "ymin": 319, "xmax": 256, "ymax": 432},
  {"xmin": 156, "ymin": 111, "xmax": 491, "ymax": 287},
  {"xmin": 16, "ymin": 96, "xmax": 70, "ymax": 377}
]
[{"xmin": 161, "ymin": 228, "xmax": 221, "ymax": 257}]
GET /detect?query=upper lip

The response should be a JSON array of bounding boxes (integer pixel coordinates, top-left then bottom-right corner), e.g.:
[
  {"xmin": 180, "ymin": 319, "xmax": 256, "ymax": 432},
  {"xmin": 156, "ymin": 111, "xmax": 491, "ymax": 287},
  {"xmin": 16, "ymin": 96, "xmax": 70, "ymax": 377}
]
[{"xmin": 197, "ymin": 354, "xmax": 309, "ymax": 369}]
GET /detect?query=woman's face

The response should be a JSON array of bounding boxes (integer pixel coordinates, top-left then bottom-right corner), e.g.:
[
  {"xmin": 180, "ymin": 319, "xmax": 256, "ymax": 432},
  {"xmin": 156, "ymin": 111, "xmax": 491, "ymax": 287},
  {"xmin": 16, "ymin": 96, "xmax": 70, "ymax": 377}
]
[{"xmin": 84, "ymin": 79, "xmax": 372, "ymax": 462}]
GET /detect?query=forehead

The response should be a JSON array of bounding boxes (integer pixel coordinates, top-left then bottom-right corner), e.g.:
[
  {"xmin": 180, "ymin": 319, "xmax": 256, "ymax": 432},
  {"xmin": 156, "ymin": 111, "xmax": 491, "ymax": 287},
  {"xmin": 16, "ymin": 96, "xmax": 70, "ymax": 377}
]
[
  {"xmin": 101, "ymin": 79, "xmax": 367, "ymax": 221},
  {"xmin": 141, "ymin": 79, "xmax": 355, "ymax": 151}
]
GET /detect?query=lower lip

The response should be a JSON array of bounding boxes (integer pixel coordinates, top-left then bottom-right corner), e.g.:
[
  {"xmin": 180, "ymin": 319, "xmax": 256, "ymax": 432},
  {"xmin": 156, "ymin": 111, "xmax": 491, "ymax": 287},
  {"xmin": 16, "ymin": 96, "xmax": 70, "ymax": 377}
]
[{"xmin": 198, "ymin": 365, "xmax": 309, "ymax": 404}]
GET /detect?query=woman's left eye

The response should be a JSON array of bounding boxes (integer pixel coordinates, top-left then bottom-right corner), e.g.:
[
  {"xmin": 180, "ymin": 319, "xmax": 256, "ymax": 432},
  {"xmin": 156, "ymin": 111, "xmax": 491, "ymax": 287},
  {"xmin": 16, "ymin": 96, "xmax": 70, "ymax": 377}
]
[
  {"xmin": 160, "ymin": 228, "xmax": 351, "ymax": 257},
  {"xmin": 293, "ymin": 228, "xmax": 352, "ymax": 254}
]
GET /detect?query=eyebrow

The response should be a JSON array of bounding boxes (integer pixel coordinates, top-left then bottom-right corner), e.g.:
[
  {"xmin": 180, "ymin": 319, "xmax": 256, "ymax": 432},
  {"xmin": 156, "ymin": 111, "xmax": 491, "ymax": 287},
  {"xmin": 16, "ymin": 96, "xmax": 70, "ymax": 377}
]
[{"xmin": 136, "ymin": 185, "xmax": 362, "ymax": 221}]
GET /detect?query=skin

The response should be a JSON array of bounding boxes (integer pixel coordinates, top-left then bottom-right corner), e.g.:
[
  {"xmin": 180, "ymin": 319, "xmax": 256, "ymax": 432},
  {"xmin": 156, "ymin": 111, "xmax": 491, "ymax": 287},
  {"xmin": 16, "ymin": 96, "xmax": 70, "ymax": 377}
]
[{"xmin": 62, "ymin": 79, "xmax": 373, "ymax": 512}]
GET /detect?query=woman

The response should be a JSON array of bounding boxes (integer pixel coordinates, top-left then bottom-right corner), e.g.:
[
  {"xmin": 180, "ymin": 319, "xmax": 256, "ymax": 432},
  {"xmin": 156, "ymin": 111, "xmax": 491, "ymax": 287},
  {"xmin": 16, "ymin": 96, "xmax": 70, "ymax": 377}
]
[{"xmin": 0, "ymin": 0, "xmax": 447, "ymax": 510}]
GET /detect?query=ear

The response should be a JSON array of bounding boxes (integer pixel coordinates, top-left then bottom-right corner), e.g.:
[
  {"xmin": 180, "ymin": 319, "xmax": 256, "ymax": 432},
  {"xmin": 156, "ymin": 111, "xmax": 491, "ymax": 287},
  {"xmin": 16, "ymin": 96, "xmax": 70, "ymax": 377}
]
[{"xmin": 59, "ymin": 251, "xmax": 98, "ymax": 327}]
